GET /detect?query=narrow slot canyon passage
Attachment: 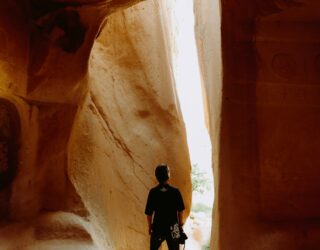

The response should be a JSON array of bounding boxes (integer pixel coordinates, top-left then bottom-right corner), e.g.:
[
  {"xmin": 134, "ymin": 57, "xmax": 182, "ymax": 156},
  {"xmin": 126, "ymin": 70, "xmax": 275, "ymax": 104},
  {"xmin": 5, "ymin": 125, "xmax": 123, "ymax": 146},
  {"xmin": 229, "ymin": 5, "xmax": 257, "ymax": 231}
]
[
  {"xmin": 0, "ymin": 0, "xmax": 217, "ymax": 248},
  {"xmin": 168, "ymin": 1, "xmax": 214, "ymax": 249},
  {"xmin": 2, "ymin": 0, "xmax": 320, "ymax": 249}
]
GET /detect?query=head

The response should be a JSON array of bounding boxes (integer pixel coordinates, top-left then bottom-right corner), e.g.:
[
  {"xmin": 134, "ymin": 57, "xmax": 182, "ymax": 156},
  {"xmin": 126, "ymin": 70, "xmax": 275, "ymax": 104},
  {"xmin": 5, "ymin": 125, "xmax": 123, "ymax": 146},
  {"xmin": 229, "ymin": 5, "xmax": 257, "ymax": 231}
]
[{"xmin": 155, "ymin": 164, "xmax": 170, "ymax": 184}]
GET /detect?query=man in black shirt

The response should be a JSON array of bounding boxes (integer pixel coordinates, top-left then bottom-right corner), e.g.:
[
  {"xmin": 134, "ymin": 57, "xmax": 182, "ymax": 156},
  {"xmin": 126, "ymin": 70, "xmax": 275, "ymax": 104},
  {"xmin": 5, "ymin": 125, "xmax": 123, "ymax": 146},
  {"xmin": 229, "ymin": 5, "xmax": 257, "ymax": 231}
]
[{"xmin": 145, "ymin": 164, "xmax": 185, "ymax": 250}]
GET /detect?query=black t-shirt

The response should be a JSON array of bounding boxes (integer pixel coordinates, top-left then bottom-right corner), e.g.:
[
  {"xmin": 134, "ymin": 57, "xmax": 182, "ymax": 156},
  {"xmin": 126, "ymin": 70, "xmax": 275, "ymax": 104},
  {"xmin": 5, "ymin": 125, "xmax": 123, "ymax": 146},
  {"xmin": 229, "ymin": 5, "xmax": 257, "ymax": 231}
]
[{"xmin": 145, "ymin": 184, "xmax": 185, "ymax": 232}]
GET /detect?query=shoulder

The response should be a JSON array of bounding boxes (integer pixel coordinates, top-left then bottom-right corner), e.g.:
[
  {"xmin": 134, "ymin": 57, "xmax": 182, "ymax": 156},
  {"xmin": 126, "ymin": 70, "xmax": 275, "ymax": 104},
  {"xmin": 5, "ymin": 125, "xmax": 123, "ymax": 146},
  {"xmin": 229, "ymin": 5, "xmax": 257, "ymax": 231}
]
[
  {"xmin": 168, "ymin": 185, "xmax": 181, "ymax": 193},
  {"xmin": 149, "ymin": 185, "xmax": 161, "ymax": 193}
]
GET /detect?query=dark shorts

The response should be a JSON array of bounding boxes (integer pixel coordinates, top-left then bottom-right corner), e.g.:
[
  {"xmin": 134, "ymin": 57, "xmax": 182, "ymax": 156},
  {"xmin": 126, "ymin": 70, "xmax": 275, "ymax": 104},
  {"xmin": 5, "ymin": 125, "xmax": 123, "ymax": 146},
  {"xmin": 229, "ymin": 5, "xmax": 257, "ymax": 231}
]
[{"xmin": 150, "ymin": 230, "xmax": 179, "ymax": 250}]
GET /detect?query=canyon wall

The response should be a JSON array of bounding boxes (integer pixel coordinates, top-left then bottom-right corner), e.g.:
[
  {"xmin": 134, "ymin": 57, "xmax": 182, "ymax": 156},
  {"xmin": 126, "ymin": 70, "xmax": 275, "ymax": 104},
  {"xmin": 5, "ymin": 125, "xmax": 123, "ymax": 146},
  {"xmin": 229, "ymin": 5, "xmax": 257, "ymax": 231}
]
[
  {"xmin": 195, "ymin": 0, "xmax": 320, "ymax": 249},
  {"xmin": 0, "ymin": 0, "xmax": 191, "ymax": 249},
  {"xmin": 69, "ymin": 1, "xmax": 192, "ymax": 249},
  {"xmin": 5, "ymin": 0, "xmax": 320, "ymax": 249},
  {"xmin": 194, "ymin": 0, "xmax": 222, "ymax": 249}
]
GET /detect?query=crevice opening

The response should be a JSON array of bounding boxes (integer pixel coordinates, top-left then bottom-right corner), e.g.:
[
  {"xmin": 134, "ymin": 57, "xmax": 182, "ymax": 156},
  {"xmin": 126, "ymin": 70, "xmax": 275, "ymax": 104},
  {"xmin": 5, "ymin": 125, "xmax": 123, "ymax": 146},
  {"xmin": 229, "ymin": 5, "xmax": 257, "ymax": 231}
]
[{"xmin": 167, "ymin": 1, "xmax": 214, "ymax": 249}]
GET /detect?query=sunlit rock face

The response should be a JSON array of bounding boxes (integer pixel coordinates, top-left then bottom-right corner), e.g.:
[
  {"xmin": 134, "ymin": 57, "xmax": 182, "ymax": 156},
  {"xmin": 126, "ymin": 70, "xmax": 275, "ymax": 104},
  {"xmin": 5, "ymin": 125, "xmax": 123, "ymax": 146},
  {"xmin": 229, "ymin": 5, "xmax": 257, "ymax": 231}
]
[
  {"xmin": 193, "ymin": 1, "xmax": 221, "ymax": 249},
  {"xmin": 195, "ymin": 0, "xmax": 320, "ymax": 249},
  {"xmin": 70, "ymin": 1, "xmax": 192, "ymax": 249},
  {"xmin": 0, "ymin": 0, "xmax": 191, "ymax": 249}
]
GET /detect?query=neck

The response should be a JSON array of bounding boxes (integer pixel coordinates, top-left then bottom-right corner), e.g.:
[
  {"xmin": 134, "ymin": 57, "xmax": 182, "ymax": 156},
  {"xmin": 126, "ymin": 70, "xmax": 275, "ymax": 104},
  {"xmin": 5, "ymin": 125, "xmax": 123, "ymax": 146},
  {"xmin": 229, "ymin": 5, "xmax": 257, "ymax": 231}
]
[{"xmin": 160, "ymin": 181, "xmax": 169, "ymax": 186}]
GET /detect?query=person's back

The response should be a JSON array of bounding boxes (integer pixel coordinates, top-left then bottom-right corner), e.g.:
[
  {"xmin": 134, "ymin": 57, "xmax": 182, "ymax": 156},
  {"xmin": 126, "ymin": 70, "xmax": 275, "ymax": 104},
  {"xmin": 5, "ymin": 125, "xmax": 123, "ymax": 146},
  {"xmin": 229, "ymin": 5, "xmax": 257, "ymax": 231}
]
[{"xmin": 145, "ymin": 164, "xmax": 185, "ymax": 250}]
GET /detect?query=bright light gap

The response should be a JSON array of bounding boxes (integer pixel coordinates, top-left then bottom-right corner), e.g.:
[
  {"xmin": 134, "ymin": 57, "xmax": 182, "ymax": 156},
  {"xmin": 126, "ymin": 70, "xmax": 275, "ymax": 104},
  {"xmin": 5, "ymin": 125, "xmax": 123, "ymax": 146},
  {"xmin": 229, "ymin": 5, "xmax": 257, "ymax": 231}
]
[{"xmin": 169, "ymin": 1, "xmax": 214, "ymax": 249}]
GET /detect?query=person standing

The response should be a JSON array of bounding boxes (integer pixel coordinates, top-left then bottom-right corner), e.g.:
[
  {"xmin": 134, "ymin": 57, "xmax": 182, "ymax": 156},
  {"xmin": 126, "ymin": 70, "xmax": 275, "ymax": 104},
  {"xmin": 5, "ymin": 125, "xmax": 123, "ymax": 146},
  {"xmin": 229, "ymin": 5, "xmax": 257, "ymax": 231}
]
[{"xmin": 145, "ymin": 164, "xmax": 185, "ymax": 250}]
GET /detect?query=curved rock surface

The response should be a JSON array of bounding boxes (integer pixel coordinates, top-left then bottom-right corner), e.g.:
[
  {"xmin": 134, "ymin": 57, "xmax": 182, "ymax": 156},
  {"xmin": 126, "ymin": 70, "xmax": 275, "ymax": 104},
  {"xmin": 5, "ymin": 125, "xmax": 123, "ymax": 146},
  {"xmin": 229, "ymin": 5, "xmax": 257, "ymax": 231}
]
[
  {"xmin": 0, "ymin": 0, "xmax": 191, "ymax": 249},
  {"xmin": 4, "ymin": 0, "xmax": 320, "ymax": 249},
  {"xmin": 69, "ymin": 1, "xmax": 192, "ymax": 248}
]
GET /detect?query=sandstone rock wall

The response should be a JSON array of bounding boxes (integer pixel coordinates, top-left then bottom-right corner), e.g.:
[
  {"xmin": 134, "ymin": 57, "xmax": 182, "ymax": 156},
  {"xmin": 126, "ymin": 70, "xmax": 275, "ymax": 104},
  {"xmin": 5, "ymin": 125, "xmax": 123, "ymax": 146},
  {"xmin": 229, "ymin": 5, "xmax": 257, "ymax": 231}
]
[
  {"xmin": 194, "ymin": 1, "xmax": 222, "ymax": 249},
  {"xmin": 195, "ymin": 0, "xmax": 320, "ymax": 249},
  {"xmin": 69, "ymin": 1, "xmax": 192, "ymax": 248},
  {"xmin": 0, "ymin": 0, "xmax": 192, "ymax": 249}
]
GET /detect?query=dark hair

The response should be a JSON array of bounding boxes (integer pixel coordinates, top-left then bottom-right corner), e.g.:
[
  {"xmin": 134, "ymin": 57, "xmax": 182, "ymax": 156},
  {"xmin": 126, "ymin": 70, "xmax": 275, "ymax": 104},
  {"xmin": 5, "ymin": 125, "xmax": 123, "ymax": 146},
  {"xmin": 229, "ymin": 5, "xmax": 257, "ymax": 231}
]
[{"xmin": 155, "ymin": 164, "xmax": 169, "ymax": 184}]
